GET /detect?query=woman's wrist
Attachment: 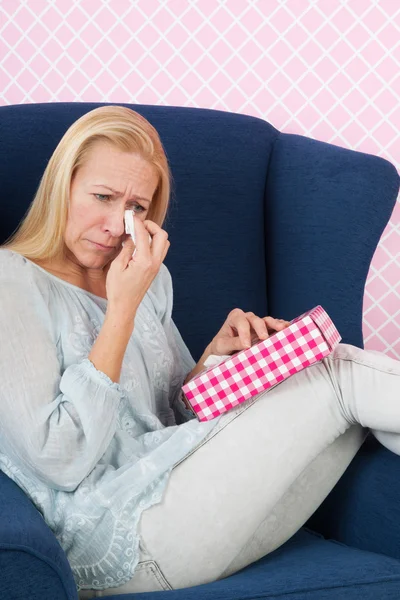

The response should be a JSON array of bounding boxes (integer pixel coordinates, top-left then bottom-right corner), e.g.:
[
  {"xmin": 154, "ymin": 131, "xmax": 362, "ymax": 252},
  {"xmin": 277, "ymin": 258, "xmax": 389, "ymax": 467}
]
[
  {"xmin": 183, "ymin": 343, "xmax": 213, "ymax": 386},
  {"xmin": 89, "ymin": 311, "xmax": 135, "ymax": 384},
  {"xmin": 106, "ymin": 305, "xmax": 136, "ymax": 330}
]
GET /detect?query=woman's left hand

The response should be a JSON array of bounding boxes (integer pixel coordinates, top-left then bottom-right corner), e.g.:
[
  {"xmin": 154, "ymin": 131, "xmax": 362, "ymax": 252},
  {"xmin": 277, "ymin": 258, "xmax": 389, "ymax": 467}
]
[{"xmin": 208, "ymin": 308, "xmax": 291, "ymax": 356}]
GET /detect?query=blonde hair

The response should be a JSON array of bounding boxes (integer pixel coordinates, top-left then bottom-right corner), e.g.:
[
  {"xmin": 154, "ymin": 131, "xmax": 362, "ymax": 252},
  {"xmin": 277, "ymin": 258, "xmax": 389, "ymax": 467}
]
[{"xmin": 0, "ymin": 105, "xmax": 172, "ymax": 262}]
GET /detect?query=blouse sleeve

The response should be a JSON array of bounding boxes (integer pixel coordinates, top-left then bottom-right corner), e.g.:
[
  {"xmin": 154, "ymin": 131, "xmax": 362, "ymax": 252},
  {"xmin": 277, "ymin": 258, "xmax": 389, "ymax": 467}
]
[
  {"xmin": 158, "ymin": 264, "xmax": 197, "ymax": 425},
  {"xmin": 0, "ymin": 252, "xmax": 124, "ymax": 492}
]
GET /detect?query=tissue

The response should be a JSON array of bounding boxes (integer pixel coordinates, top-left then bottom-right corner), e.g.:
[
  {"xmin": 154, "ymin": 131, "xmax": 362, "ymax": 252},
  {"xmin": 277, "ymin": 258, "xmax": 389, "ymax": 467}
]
[
  {"xmin": 203, "ymin": 354, "xmax": 231, "ymax": 368},
  {"xmin": 124, "ymin": 209, "xmax": 152, "ymax": 256}
]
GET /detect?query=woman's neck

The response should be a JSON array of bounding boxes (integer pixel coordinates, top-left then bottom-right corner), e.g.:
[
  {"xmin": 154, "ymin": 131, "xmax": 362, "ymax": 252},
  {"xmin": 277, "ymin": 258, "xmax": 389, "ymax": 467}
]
[{"xmin": 33, "ymin": 258, "xmax": 108, "ymax": 299}]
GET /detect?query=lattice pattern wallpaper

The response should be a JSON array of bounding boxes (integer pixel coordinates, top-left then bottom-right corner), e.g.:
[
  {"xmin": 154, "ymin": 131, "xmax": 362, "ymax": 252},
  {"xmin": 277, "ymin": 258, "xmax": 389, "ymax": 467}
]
[{"xmin": 1, "ymin": 0, "xmax": 399, "ymax": 356}]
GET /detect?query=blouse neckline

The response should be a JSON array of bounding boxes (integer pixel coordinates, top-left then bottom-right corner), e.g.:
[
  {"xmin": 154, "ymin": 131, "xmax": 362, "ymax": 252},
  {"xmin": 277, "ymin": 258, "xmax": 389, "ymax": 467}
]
[{"xmin": 24, "ymin": 256, "xmax": 109, "ymax": 304}]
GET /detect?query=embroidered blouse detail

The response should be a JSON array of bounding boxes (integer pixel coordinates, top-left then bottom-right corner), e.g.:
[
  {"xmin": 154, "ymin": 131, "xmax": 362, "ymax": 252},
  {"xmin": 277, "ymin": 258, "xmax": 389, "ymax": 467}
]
[{"xmin": 0, "ymin": 250, "xmax": 221, "ymax": 591}]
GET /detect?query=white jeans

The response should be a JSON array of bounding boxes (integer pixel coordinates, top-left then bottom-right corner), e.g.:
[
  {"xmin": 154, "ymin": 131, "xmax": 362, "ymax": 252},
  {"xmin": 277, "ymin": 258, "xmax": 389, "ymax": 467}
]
[{"xmin": 79, "ymin": 343, "xmax": 400, "ymax": 596}]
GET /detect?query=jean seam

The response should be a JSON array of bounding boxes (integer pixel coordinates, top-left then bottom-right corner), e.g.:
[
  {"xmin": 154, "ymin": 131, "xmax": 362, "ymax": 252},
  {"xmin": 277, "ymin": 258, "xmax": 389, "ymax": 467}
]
[
  {"xmin": 174, "ymin": 358, "xmax": 358, "ymax": 472},
  {"xmin": 172, "ymin": 393, "xmax": 261, "ymax": 470},
  {"xmin": 330, "ymin": 355, "xmax": 399, "ymax": 375}
]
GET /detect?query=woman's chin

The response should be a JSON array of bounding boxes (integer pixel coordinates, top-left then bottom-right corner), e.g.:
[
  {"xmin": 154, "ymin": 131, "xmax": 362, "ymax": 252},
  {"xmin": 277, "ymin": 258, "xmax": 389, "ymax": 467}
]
[
  {"xmin": 78, "ymin": 248, "xmax": 115, "ymax": 270},
  {"xmin": 89, "ymin": 255, "xmax": 114, "ymax": 269}
]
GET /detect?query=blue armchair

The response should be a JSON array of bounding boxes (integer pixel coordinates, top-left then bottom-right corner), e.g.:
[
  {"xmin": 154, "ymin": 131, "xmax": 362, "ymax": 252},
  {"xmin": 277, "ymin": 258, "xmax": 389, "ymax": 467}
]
[{"xmin": 0, "ymin": 102, "xmax": 399, "ymax": 599}]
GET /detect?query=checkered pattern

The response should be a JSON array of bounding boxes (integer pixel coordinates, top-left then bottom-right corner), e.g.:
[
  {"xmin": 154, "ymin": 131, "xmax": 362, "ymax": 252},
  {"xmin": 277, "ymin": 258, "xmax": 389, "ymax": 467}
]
[
  {"xmin": 0, "ymin": 0, "xmax": 399, "ymax": 356},
  {"xmin": 182, "ymin": 305, "xmax": 341, "ymax": 421},
  {"xmin": 294, "ymin": 304, "xmax": 342, "ymax": 350}
]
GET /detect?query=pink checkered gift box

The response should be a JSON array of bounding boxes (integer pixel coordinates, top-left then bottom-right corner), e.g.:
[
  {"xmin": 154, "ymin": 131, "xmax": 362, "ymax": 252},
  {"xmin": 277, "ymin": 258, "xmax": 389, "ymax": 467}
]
[{"xmin": 182, "ymin": 305, "xmax": 341, "ymax": 422}]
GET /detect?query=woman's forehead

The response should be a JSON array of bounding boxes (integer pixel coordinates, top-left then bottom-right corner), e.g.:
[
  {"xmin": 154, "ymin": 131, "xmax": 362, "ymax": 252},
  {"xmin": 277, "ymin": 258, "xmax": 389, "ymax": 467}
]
[
  {"xmin": 82, "ymin": 145, "xmax": 154, "ymax": 177},
  {"xmin": 77, "ymin": 149, "xmax": 158, "ymax": 196},
  {"xmin": 85, "ymin": 140, "xmax": 142, "ymax": 163}
]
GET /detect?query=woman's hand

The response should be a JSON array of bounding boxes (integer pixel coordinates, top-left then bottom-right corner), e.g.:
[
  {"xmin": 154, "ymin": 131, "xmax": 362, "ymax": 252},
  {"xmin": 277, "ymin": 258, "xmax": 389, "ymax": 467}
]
[
  {"xmin": 209, "ymin": 308, "xmax": 291, "ymax": 356},
  {"xmin": 106, "ymin": 217, "xmax": 170, "ymax": 319}
]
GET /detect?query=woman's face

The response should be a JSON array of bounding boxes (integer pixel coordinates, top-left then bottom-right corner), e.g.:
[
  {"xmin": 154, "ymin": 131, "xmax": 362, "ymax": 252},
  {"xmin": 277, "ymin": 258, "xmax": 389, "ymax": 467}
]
[{"xmin": 64, "ymin": 140, "xmax": 159, "ymax": 273}]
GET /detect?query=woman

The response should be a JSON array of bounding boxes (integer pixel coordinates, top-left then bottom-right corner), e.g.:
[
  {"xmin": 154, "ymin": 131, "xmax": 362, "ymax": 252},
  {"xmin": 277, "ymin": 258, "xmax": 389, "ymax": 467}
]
[{"xmin": 0, "ymin": 105, "xmax": 399, "ymax": 597}]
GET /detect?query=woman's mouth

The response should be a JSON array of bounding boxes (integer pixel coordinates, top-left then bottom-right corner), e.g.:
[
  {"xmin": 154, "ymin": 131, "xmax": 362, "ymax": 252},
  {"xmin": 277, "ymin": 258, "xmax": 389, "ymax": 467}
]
[{"xmin": 88, "ymin": 240, "xmax": 115, "ymax": 251}]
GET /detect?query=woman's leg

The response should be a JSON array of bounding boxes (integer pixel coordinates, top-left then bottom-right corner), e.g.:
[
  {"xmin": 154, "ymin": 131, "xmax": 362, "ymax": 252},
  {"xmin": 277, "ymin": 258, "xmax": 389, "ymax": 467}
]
[
  {"xmin": 133, "ymin": 343, "xmax": 400, "ymax": 591},
  {"xmin": 218, "ymin": 425, "xmax": 367, "ymax": 579}
]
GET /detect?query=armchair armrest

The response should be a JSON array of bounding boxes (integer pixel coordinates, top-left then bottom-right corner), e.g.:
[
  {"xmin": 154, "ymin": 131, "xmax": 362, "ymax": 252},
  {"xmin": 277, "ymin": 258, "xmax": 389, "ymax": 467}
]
[{"xmin": 0, "ymin": 470, "xmax": 77, "ymax": 599}]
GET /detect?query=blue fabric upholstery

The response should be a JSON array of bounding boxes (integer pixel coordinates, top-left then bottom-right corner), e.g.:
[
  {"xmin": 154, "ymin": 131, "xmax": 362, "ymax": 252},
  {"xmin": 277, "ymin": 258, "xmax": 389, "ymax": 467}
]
[
  {"xmin": 101, "ymin": 528, "xmax": 400, "ymax": 600},
  {"xmin": 0, "ymin": 102, "xmax": 278, "ymax": 362},
  {"xmin": 0, "ymin": 102, "xmax": 399, "ymax": 599},
  {"xmin": 307, "ymin": 434, "xmax": 400, "ymax": 561},
  {"xmin": 0, "ymin": 469, "xmax": 77, "ymax": 599},
  {"xmin": 265, "ymin": 133, "xmax": 399, "ymax": 350}
]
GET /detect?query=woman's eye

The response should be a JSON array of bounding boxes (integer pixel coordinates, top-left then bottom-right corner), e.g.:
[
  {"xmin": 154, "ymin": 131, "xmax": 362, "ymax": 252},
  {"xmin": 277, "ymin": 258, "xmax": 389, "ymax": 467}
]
[
  {"xmin": 131, "ymin": 204, "xmax": 145, "ymax": 213},
  {"xmin": 94, "ymin": 194, "xmax": 146, "ymax": 213},
  {"xmin": 125, "ymin": 203, "xmax": 145, "ymax": 213}
]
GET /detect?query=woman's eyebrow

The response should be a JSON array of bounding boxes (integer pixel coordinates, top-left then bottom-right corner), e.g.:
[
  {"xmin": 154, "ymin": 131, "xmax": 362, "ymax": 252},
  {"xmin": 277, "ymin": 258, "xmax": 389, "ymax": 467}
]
[{"xmin": 92, "ymin": 184, "xmax": 151, "ymax": 204}]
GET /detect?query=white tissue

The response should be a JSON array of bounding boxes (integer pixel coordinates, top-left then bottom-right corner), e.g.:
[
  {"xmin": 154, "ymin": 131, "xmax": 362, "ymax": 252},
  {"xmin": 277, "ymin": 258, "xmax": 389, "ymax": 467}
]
[
  {"xmin": 124, "ymin": 209, "xmax": 135, "ymax": 240},
  {"xmin": 124, "ymin": 209, "xmax": 152, "ymax": 257},
  {"xmin": 203, "ymin": 354, "xmax": 231, "ymax": 368}
]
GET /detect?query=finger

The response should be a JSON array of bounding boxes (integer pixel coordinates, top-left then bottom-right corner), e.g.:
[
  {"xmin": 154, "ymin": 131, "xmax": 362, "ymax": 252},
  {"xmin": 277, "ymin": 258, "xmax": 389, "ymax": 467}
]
[
  {"xmin": 247, "ymin": 314, "xmax": 271, "ymax": 340},
  {"xmin": 235, "ymin": 316, "xmax": 252, "ymax": 349},
  {"xmin": 263, "ymin": 316, "xmax": 289, "ymax": 332},
  {"xmin": 143, "ymin": 219, "xmax": 164, "ymax": 233},
  {"xmin": 130, "ymin": 214, "xmax": 152, "ymax": 255},
  {"xmin": 161, "ymin": 239, "xmax": 170, "ymax": 263},
  {"xmin": 276, "ymin": 318, "xmax": 290, "ymax": 326},
  {"xmin": 119, "ymin": 235, "xmax": 135, "ymax": 263},
  {"xmin": 141, "ymin": 218, "xmax": 169, "ymax": 260}
]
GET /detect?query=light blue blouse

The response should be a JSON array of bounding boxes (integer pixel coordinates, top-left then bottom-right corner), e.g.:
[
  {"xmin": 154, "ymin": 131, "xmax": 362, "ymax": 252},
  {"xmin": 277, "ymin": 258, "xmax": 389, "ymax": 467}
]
[{"xmin": 0, "ymin": 249, "xmax": 222, "ymax": 592}]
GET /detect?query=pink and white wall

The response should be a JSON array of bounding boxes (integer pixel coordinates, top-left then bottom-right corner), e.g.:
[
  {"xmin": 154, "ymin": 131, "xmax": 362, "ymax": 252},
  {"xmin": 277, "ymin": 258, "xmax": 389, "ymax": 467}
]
[{"xmin": 1, "ymin": 0, "xmax": 399, "ymax": 356}]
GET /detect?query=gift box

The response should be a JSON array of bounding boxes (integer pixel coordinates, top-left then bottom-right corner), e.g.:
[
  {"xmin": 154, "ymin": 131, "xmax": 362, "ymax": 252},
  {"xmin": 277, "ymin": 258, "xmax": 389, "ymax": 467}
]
[{"xmin": 182, "ymin": 305, "xmax": 341, "ymax": 422}]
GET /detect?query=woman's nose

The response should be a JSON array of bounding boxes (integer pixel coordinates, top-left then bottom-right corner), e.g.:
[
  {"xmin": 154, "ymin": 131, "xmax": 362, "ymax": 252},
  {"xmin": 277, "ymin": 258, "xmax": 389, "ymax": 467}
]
[{"xmin": 103, "ymin": 208, "xmax": 126, "ymax": 238}]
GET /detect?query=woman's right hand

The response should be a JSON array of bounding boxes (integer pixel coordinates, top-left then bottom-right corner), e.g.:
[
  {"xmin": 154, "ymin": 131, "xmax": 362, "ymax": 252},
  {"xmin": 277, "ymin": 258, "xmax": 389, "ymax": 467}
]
[{"xmin": 106, "ymin": 216, "xmax": 170, "ymax": 318}]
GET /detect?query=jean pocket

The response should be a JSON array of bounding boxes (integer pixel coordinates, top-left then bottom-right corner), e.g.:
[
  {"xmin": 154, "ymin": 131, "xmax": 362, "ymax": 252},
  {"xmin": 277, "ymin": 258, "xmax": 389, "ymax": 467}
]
[
  {"xmin": 77, "ymin": 560, "xmax": 173, "ymax": 597},
  {"xmin": 124, "ymin": 560, "xmax": 173, "ymax": 593}
]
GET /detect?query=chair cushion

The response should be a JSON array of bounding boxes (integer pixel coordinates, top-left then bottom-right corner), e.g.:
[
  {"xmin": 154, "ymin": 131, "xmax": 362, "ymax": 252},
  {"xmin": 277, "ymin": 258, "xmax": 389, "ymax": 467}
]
[
  {"xmin": 308, "ymin": 434, "xmax": 400, "ymax": 561},
  {"xmin": 102, "ymin": 528, "xmax": 400, "ymax": 600}
]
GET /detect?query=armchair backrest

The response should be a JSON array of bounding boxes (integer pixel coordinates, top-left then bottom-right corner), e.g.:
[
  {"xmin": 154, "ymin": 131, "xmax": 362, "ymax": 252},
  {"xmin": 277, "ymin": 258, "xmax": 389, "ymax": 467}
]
[
  {"xmin": 265, "ymin": 133, "xmax": 399, "ymax": 350},
  {"xmin": 0, "ymin": 103, "xmax": 398, "ymax": 360}
]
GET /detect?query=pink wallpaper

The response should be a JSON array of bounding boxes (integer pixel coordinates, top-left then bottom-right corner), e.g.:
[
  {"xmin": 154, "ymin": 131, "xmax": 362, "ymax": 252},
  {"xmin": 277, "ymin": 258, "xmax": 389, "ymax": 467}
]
[{"xmin": 0, "ymin": 0, "xmax": 399, "ymax": 356}]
